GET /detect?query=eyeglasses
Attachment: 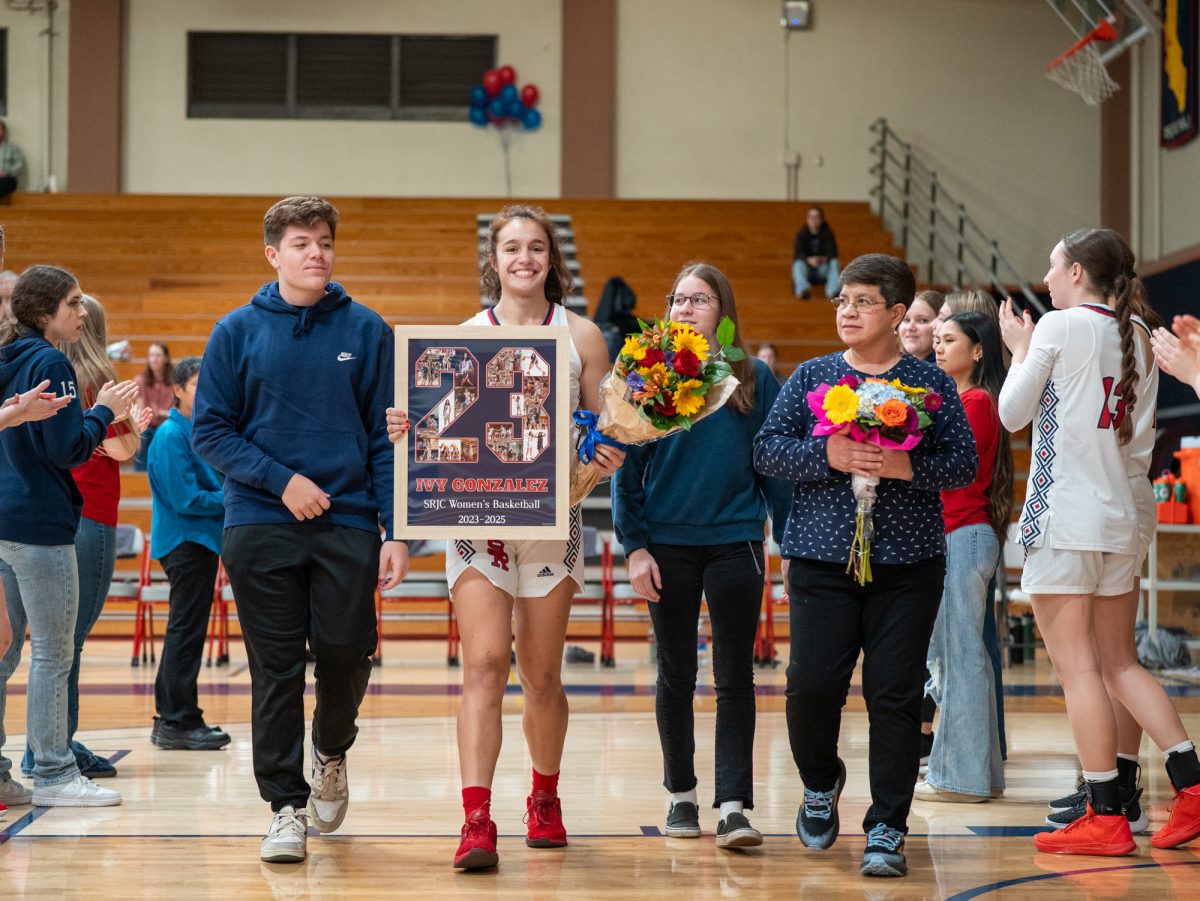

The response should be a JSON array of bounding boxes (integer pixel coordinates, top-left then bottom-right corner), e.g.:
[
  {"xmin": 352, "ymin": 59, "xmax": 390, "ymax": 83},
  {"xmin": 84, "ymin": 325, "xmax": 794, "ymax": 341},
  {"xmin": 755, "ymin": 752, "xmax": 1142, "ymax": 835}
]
[
  {"xmin": 666, "ymin": 292, "xmax": 720, "ymax": 311},
  {"xmin": 830, "ymin": 295, "xmax": 888, "ymax": 313}
]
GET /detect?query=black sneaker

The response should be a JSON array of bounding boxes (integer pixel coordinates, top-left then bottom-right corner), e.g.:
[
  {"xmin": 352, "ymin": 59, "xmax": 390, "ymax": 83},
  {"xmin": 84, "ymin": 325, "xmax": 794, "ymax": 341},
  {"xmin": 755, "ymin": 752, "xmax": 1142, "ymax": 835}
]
[
  {"xmin": 1048, "ymin": 777, "xmax": 1085, "ymax": 812},
  {"xmin": 919, "ymin": 732, "xmax": 934, "ymax": 776},
  {"xmin": 665, "ymin": 801, "xmax": 701, "ymax": 838},
  {"xmin": 715, "ymin": 811, "xmax": 762, "ymax": 849},
  {"xmin": 151, "ymin": 719, "xmax": 232, "ymax": 750},
  {"xmin": 861, "ymin": 823, "xmax": 907, "ymax": 877},
  {"xmin": 1044, "ymin": 786, "xmax": 1149, "ymax": 833},
  {"xmin": 797, "ymin": 758, "xmax": 846, "ymax": 850}
]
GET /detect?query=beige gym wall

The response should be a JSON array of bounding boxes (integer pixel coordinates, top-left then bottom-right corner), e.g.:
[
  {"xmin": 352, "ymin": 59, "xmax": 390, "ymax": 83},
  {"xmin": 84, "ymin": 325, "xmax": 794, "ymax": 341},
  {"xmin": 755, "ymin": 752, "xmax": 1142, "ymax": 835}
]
[
  {"xmin": 121, "ymin": 0, "xmax": 562, "ymax": 197},
  {"xmin": 614, "ymin": 0, "xmax": 1103, "ymax": 277}
]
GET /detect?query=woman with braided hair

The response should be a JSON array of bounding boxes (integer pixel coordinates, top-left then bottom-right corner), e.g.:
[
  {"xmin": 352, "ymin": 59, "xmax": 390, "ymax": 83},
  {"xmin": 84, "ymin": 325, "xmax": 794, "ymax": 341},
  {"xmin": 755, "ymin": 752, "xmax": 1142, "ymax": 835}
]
[{"xmin": 998, "ymin": 228, "xmax": 1200, "ymax": 856}]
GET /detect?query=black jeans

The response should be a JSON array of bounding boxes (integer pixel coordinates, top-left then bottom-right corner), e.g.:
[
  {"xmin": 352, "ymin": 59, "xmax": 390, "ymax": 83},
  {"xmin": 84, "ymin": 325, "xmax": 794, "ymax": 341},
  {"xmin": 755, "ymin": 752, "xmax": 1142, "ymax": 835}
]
[
  {"xmin": 154, "ymin": 542, "xmax": 220, "ymax": 729},
  {"xmin": 647, "ymin": 541, "xmax": 763, "ymax": 809},
  {"xmin": 222, "ymin": 522, "xmax": 379, "ymax": 811},
  {"xmin": 786, "ymin": 555, "xmax": 945, "ymax": 832}
]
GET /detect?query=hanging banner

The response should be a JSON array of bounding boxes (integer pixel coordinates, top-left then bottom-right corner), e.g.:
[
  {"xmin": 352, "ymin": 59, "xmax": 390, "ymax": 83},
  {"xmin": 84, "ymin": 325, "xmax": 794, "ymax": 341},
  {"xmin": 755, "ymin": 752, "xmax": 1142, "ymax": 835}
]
[
  {"xmin": 394, "ymin": 325, "xmax": 570, "ymax": 539},
  {"xmin": 1162, "ymin": 0, "xmax": 1198, "ymax": 148}
]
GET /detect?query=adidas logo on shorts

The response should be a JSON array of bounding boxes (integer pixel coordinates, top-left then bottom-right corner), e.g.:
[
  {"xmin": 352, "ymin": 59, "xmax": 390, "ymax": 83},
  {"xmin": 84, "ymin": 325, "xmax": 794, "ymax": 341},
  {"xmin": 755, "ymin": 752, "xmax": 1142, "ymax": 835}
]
[{"xmin": 536, "ymin": 566, "xmax": 554, "ymax": 578}]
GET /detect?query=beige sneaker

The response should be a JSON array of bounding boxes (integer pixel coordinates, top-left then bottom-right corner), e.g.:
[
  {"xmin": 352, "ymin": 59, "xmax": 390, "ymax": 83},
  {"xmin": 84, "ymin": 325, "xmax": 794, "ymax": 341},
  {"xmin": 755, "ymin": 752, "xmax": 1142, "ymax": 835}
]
[
  {"xmin": 913, "ymin": 779, "xmax": 987, "ymax": 803},
  {"xmin": 0, "ymin": 777, "xmax": 33, "ymax": 806},
  {"xmin": 261, "ymin": 806, "xmax": 308, "ymax": 863},
  {"xmin": 307, "ymin": 747, "xmax": 348, "ymax": 834}
]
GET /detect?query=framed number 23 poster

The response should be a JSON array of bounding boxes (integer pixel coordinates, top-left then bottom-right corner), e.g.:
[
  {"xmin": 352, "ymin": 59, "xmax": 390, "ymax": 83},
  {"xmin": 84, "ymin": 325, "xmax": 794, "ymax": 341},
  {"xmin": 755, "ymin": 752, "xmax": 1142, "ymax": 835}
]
[{"xmin": 394, "ymin": 325, "xmax": 571, "ymax": 540}]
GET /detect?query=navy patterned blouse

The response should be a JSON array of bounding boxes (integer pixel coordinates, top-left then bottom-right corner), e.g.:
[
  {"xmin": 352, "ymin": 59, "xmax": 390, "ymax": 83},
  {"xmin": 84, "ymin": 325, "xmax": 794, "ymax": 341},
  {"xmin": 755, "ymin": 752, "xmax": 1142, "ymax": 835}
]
[{"xmin": 753, "ymin": 352, "xmax": 977, "ymax": 565}]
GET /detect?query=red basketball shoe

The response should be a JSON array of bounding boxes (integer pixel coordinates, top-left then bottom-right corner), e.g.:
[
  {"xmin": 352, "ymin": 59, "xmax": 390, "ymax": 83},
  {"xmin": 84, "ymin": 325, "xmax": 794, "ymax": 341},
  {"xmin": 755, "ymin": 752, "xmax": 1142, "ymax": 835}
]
[
  {"xmin": 454, "ymin": 806, "xmax": 499, "ymax": 870},
  {"xmin": 1034, "ymin": 806, "xmax": 1136, "ymax": 856},
  {"xmin": 1151, "ymin": 785, "xmax": 1200, "ymax": 849},
  {"xmin": 525, "ymin": 789, "xmax": 568, "ymax": 848}
]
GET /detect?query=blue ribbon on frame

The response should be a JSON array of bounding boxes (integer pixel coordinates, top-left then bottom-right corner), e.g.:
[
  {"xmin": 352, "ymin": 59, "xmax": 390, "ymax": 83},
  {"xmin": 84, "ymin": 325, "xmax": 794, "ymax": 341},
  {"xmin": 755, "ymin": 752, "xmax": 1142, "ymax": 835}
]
[{"xmin": 573, "ymin": 410, "xmax": 628, "ymax": 463}]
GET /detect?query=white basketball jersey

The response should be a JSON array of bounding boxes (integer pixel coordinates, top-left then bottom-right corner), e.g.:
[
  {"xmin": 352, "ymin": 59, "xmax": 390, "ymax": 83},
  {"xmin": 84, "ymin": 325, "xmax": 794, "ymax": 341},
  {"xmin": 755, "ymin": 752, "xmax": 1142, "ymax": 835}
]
[
  {"xmin": 998, "ymin": 304, "xmax": 1156, "ymax": 554},
  {"xmin": 464, "ymin": 303, "xmax": 582, "ymax": 413}
]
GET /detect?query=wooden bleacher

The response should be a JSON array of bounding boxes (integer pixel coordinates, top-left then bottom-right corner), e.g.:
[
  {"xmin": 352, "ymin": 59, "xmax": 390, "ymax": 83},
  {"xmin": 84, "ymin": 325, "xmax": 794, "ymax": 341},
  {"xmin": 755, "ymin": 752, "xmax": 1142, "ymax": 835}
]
[{"xmin": 2, "ymin": 194, "xmax": 1027, "ymax": 642}]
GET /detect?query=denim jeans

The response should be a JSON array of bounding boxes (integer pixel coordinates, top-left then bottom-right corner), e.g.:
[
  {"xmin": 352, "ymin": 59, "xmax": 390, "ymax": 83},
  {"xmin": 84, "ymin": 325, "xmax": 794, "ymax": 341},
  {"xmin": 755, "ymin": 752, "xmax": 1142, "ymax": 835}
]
[
  {"xmin": 786, "ymin": 555, "xmax": 945, "ymax": 832},
  {"xmin": 21, "ymin": 517, "xmax": 115, "ymax": 775},
  {"xmin": 792, "ymin": 257, "xmax": 841, "ymax": 297},
  {"xmin": 0, "ymin": 540, "xmax": 81, "ymax": 786},
  {"xmin": 646, "ymin": 541, "xmax": 762, "ymax": 809},
  {"xmin": 981, "ymin": 564, "xmax": 1007, "ymax": 759},
  {"xmin": 925, "ymin": 524, "xmax": 1004, "ymax": 797},
  {"xmin": 223, "ymin": 523, "xmax": 378, "ymax": 811}
]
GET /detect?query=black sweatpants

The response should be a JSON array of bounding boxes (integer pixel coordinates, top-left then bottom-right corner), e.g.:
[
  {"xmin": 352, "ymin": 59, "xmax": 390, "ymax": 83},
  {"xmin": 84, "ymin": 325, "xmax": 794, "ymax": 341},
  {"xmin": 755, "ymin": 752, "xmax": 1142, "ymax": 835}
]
[
  {"xmin": 647, "ymin": 541, "xmax": 763, "ymax": 809},
  {"xmin": 154, "ymin": 542, "xmax": 220, "ymax": 729},
  {"xmin": 222, "ymin": 522, "xmax": 379, "ymax": 811},
  {"xmin": 786, "ymin": 555, "xmax": 945, "ymax": 832}
]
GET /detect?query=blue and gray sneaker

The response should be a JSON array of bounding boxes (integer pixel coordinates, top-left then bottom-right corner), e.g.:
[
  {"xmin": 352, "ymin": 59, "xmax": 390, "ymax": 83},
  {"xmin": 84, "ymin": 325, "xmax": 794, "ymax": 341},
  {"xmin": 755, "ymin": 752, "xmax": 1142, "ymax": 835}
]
[
  {"xmin": 861, "ymin": 823, "xmax": 907, "ymax": 877},
  {"xmin": 797, "ymin": 758, "xmax": 846, "ymax": 850}
]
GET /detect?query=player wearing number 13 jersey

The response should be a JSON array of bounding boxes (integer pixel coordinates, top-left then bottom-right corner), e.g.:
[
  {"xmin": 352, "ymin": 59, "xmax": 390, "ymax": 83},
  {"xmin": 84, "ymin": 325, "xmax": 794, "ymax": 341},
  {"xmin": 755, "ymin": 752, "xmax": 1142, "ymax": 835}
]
[
  {"xmin": 998, "ymin": 229, "xmax": 1200, "ymax": 858},
  {"xmin": 423, "ymin": 205, "xmax": 624, "ymax": 871}
]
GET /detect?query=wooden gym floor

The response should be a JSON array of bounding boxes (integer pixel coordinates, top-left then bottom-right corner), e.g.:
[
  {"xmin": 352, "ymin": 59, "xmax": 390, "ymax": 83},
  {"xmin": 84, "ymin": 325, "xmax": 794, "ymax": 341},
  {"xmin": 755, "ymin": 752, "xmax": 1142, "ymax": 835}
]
[{"xmin": 2, "ymin": 638, "xmax": 1199, "ymax": 899}]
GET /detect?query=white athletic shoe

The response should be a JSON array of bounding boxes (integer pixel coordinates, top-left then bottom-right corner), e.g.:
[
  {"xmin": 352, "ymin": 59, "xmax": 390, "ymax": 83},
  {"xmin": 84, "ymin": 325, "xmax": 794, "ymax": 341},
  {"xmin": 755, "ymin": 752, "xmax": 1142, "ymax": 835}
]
[
  {"xmin": 307, "ymin": 747, "xmax": 348, "ymax": 834},
  {"xmin": 261, "ymin": 806, "xmax": 308, "ymax": 863},
  {"xmin": 0, "ymin": 777, "xmax": 33, "ymax": 806},
  {"xmin": 31, "ymin": 775, "xmax": 121, "ymax": 807}
]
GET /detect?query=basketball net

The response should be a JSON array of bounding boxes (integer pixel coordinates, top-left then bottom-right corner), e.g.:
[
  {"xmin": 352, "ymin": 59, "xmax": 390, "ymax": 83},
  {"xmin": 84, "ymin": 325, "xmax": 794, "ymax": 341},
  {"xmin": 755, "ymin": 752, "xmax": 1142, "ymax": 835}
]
[{"xmin": 1046, "ymin": 18, "xmax": 1120, "ymax": 106}]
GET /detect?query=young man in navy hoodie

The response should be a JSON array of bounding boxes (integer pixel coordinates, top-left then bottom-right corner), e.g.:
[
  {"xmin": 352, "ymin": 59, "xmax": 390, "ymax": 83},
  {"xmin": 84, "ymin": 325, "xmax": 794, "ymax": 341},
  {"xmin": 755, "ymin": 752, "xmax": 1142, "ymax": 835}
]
[{"xmin": 192, "ymin": 196, "xmax": 407, "ymax": 863}]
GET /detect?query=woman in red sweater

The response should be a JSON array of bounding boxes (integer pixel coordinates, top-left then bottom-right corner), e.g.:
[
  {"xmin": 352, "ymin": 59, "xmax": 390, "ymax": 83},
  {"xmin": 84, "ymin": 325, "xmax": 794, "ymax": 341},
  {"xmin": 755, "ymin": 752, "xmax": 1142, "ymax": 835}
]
[{"xmin": 915, "ymin": 311, "xmax": 1013, "ymax": 802}]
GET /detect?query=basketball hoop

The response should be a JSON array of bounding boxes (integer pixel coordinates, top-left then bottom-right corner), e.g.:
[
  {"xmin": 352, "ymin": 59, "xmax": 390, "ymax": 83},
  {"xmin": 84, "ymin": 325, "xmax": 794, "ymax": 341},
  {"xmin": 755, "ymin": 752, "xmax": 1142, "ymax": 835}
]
[{"xmin": 1046, "ymin": 17, "xmax": 1120, "ymax": 106}]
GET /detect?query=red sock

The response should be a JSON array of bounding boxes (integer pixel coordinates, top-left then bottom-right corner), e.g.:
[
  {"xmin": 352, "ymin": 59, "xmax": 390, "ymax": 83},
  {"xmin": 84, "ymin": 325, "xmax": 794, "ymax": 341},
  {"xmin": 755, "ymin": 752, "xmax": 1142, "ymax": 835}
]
[
  {"xmin": 532, "ymin": 768, "xmax": 559, "ymax": 796},
  {"xmin": 462, "ymin": 786, "xmax": 491, "ymax": 817}
]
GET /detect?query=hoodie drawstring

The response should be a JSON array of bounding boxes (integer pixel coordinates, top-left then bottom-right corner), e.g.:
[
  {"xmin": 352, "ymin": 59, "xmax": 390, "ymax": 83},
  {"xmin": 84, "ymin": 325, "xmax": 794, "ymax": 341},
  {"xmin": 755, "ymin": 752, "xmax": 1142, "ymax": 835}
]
[{"xmin": 294, "ymin": 305, "xmax": 316, "ymax": 337}]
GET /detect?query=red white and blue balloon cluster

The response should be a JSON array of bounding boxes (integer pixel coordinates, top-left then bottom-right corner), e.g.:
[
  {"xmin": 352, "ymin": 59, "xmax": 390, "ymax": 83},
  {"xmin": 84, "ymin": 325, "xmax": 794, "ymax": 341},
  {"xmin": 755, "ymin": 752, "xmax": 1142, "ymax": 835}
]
[{"xmin": 469, "ymin": 65, "xmax": 542, "ymax": 131}]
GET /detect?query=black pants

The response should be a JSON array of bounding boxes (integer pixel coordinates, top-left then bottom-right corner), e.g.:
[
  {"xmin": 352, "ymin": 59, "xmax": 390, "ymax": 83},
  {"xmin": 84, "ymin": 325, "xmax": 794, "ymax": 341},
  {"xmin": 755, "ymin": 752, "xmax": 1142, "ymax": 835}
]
[
  {"xmin": 0, "ymin": 175, "xmax": 15, "ymax": 199},
  {"xmin": 154, "ymin": 542, "xmax": 220, "ymax": 729},
  {"xmin": 222, "ymin": 522, "xmax": 379, "ymax": 811},
  {"xmin": 647, "ymin": 541, "xmax": 763, "ymax": 809},
  {"xmin": 786, "ymin": 555, "xmax": 945, "ymax": 832}
]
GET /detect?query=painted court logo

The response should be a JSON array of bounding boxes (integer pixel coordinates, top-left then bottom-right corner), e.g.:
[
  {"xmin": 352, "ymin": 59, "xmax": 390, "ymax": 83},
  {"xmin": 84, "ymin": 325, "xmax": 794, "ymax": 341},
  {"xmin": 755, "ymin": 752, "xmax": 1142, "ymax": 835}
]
[{"xmin": 337, "ymin": 352, "xmax": 357, "ymax": 362}]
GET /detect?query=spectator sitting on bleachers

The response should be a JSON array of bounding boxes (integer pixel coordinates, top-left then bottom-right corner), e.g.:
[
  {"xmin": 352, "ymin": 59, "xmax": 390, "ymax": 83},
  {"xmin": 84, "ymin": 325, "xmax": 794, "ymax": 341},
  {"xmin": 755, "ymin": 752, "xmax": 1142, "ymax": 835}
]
[{"xmin": 792, "ymin": 206, "xmax": 840, "ymax": 300}]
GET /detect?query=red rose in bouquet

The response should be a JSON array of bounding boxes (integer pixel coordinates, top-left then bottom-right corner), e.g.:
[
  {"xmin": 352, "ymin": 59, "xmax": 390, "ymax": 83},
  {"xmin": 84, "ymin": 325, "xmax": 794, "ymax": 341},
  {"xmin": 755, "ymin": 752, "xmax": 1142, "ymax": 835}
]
[
  {"xmin": 673, "ymin": 347, "xmax": 701, "ymax": 378},
  {"xmin": 641, "ymin": 346, "xmax": 666, "ymax": 367},
  {"xmin": 652, "ymin": 393, "xmax": 677, "ymax": 417}
]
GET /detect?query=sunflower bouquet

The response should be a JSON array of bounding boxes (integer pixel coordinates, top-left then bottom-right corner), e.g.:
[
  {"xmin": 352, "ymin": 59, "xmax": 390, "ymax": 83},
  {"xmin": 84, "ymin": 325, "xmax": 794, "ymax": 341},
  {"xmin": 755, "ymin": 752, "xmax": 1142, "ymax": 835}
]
[
  {"xmin": 806, "ymin": 375, "xmax": 943, "ymax": 584},
  {"xmin": 570, "ymin": 317, "xmax": 744, "ymax": 504}
]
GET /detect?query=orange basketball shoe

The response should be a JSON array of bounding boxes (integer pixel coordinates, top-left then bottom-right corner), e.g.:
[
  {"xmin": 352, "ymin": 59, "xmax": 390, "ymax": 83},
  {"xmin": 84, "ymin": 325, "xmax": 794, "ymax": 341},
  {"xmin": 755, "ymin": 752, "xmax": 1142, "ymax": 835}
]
[
  {"xmin": 525, "ymin": 789, "xmax": 568, "ymax": 848},
  {"xmin": 454, "ymin": 807, "xmax": 499, "ymax": 870},
  {"xmin": 1151, "ymin": 785, "xmax": 1200, "ymax": 849},
  {"xmin": 1034, "ymin": 806, "xmax": 1136, "ymax": 856}
]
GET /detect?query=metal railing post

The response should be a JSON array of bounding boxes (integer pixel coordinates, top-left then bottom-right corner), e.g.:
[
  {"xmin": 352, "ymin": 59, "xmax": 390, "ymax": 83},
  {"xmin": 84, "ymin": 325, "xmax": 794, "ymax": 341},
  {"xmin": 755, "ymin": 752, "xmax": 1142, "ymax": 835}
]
[
  {"xmin": 956, "ymin": 204, "xmax": 966, "ymax": 287},
  {"xmin": 877, "ymin": 120, "xmax": 888, "ymax": 218},
  {"xmin": 901, "ymin": 145, "xmax": 912, "ymax": 255},
  {"xmin": 928, "ymin": 175, "xmax": 938, "ymax": 284}
]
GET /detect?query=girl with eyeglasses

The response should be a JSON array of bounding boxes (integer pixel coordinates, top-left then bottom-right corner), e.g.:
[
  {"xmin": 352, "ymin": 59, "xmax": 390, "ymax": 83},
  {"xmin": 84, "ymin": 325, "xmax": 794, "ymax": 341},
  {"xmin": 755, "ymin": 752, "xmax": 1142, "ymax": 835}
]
[
  {"xmin": 611, "ymin": 263, "xmax": 791, "ymax": 849},
  {"xmin": 914, "ymin": 311, "xmax": 1011, "ymax": 804},
  {"xmin": 999, "ymin": 228, "xmax": 1200, "ymax": 855}
]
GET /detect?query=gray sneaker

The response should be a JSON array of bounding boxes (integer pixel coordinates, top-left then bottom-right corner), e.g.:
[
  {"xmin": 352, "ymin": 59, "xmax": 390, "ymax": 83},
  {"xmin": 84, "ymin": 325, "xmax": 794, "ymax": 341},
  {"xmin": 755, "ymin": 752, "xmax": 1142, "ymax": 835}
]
[
  {"xmin": 261, "ymin": 806, "xmax": 308, "ymax": 863},
  {"xmin": 797, "ymin": 758, "xmax": 846, "ymax": 850},
  {"xmin": 307, "ymin": 747, "xmax": 348, "ymax": 834},
  {"xmin": 31, "ymin": 774, "xmax": 121, "ymax": 807},
  {"xmin": 861, "ymin": 823, "xmax": 907, "ymax": 877},
  {"xmin": 665, "ymin": 801, "xmax": 701, "ymax": 838},
  {"xmin": 716, "ymin": 811, "xmax": 763, "ymax": 849},
  {"xmin": 0, "ymin": 776, "xmax": 33, "ymax": 806}
]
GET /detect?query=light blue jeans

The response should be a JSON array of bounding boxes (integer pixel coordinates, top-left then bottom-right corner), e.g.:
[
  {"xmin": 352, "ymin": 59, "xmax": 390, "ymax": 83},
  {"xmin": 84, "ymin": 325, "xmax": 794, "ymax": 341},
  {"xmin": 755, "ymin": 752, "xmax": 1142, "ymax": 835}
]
[
  {"xmin": 792, "ymin": 257, "xmax": 841, "ymax": 297},
  {"xmin": 0, "ymin": 540, "xmax": 82, "ymax": 787},
  {"xmin": 924, "ymin": 524, "xmax": 1004, "ymax": 797},
  {"xmin": 22, "ymin": 517, "xmax": 115, "ymax": 775}
]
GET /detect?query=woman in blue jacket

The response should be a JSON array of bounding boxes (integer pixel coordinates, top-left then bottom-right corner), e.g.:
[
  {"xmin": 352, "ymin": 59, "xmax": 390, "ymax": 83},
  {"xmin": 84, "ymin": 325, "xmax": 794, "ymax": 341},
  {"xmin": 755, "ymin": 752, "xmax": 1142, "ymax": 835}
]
[
  {"xmin": 0, "ymin": 265, "xmax": 138, "ymax": 809},
  {"xmin": 612, "ymin": 262, "xmax": 792, "ymax": 848}
]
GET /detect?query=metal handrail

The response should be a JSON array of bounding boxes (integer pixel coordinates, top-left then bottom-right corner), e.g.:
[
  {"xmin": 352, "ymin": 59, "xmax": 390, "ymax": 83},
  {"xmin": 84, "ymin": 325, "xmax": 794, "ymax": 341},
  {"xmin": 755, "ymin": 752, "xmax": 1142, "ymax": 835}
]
[{"xmin": 869, "ymin": 118, "xmax": 1047, "ymax": 313}]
